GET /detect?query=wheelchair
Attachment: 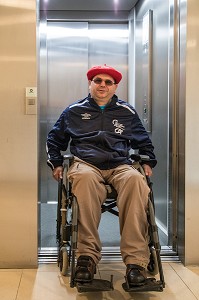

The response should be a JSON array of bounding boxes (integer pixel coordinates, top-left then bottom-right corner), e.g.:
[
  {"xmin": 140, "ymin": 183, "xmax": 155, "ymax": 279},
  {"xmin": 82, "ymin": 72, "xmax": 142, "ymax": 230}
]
[{"xmin": 56, "ymin": 154, "xmax": 165, "ymax": 293}]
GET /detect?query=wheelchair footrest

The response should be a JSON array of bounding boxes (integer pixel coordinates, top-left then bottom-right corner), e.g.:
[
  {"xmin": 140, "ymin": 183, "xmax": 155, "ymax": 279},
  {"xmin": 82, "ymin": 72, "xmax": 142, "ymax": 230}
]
[
  {"xmin": 122, "ymin": 278, "xmax": 164, "ymax": 292},
  {"xmin": 76, "ymin": 278, "xmax": 114, "ymax": 293}
]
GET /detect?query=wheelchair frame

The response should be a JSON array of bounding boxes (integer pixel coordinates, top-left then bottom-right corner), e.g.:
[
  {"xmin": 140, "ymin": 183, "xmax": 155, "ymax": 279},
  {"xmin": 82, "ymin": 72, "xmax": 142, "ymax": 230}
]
[{"xmin": 56, "ymin": 154, "xmax": 165, "ymax": 293}]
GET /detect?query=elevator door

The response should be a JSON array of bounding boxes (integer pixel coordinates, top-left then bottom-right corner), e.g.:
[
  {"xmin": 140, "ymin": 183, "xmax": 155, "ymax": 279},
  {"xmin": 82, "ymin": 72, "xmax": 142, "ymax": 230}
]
[
  {"xmin": 40, "ymin": 21, "xmax": 128, "ymax": 251},
  {"xmin": 133, "ymin": 0, "xmax": 173, "ymax": 248}
]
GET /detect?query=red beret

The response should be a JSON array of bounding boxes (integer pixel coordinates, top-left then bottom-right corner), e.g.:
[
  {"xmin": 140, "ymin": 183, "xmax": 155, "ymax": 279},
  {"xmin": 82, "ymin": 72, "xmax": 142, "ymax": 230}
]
[{"xmin": 87, "ymin": 64, "xmax": 122, "ymax": 84}]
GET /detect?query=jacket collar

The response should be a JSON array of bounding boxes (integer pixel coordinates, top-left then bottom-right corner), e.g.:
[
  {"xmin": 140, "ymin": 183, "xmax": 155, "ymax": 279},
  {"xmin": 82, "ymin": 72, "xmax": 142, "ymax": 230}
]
[{"xmin": 87, "ymin": 93, "xmax": 118, "ymax": 108}]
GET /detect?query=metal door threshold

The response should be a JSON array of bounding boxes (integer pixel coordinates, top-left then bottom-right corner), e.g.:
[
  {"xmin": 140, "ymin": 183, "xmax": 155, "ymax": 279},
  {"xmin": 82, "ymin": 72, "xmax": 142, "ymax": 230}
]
[{"xmin": 38, "ymin": 246, "xmax": 179, "ymax": 264}]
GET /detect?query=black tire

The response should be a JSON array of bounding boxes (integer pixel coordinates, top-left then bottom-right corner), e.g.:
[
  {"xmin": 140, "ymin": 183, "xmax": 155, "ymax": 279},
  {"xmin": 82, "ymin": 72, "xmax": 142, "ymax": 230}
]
[{"xmin": 60, "ymin": 247, "xmax": 69, "ymax": 276}]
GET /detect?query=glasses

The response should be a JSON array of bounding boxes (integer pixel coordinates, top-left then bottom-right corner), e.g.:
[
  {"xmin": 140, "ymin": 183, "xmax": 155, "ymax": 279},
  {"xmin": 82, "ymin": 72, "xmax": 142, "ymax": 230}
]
[{"xmin": 92, "ymin": 78, "xmax": 116, "ymax": 86}]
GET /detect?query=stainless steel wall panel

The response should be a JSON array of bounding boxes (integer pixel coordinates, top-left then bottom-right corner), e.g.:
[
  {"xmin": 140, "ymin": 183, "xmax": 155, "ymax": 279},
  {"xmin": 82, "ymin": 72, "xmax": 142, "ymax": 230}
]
[
  {"xmin": 47, "ymin": 22, "xmax": 89, "ymax": 122},
  {"xmin": 177, "ymin": 0, "xmax": 186, "ymax": 263},
  {"xmin": 134, "ymin": 0, "xmax": 171, "ymax": 245},
  {"xmin": 39, "ymin": 0, "xmax": 139, "ymax": 11},
  {"xmin": 88, "ymin": 23, "xmax": 128, "ymax": 101},
  {"xmin": 39, "ymin": 2, "xmax": 174, "ymax": 251},
  {"xmin": 39, "ymin": 20, "xmax": 128, "ymax": 248},
  {"xmin": 40, "ymin": 21, "xmax": 89, "ymax": 210},
  {"xmin": 45, "ymin": 10, "xmax": 129, "ymax": 22}
]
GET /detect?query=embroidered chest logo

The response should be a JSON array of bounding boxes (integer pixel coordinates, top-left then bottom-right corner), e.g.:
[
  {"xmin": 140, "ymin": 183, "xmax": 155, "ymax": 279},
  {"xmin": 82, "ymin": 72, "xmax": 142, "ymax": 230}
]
[
  {"xmin": 81, "ymin": 113, "xmax": 91, "ymax": 120},
  {"xmin": 112, "ymin": 119, "xmax": 125, "ymax": 134}
]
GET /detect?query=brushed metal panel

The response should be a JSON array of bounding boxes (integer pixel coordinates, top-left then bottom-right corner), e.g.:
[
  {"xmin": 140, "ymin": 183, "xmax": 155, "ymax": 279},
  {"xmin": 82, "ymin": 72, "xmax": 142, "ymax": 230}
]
[
  {"xmin": 40, "ymin": 21, "xmax": 89, "ymax": 210},
  {"xmin": 39, "ymin": 20, "xmax": 128, "ymax": 248},
  {"xmin": 88, "ymin": 23, "xmax": 128, "ymax": 100},
  {"xmin": 40, "ymin": 0, "xmax": 139, "ymax": 11},
  {"xmin": 88, "ymin": 23, "xmax": 128, "ymax": 247},
  {"xmin": 177, "ymin": 0, "xmax": 186, "ymax": 264},
  {"xmin": 135, "ymin": 0, "xmax": 171, "ymax": 245}
]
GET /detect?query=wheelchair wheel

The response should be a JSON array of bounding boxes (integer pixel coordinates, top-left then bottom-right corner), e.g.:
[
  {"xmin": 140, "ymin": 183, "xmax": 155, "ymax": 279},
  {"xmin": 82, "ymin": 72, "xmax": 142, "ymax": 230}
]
[{"xmin": 60, "ymin": 247, "xmax": 69, "ymax": 276}]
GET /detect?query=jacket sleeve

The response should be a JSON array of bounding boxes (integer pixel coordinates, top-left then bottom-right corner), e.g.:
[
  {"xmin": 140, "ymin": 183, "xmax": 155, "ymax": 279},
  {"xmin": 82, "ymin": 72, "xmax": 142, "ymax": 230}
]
[
  {"xmin": 130, "ymin": 110, "xmax": 157, "ymax": 168},
  {"xmin": 46, "ymin": 110, "xmax": 70, "ymax": 170}
]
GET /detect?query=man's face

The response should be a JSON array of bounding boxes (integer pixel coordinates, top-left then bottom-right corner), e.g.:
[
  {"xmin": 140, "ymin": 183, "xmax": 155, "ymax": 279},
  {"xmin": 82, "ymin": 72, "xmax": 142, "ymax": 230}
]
[{"xmin": 88, "ymin": 73, "xmax": 118, "ymax": 105}]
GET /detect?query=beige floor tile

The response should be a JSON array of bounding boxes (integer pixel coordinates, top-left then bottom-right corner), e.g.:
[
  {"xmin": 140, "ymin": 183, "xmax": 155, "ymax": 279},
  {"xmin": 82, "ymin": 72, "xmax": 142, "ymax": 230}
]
[
  {"xmin": 161, "ymin": 262, "xmax": 173, "ymax": 270},
  {"xmin": 16, "ymin": 267, "xmax": 106, "ymax": 300},
  {"xmin": 171, "ymin": 262, "xmax": 199, "ymax": 274},
  {"xmin": 187, "ymin": 266, "xmax": 199, "ymax": 276},
  {"xmin": 16, "ymin": 270, "xmax": 77, "ymax": 300},
  {"xmin": 170, "ymin": 262, "xmax": 188, "ymax": 269},
  {"xmin": 95, "ymin": 266, "xmax": 198, "ymax": 300},
  {"xmin": 0, "ymin": 271, "xmax": 22, "ymax": 300},
  {"xmin": 1, "ymin": 263, "xmax": 199, "ymax": 300},
  {"xmin": 0, "ymin": 269, "xmax": 22, "ymax": 272},
  {"xmin": 37, "ymin": 263, "xmax": 59, "ymax": 272},
  {"xmin": 98, "ymin": 262, "xmax": 172, "ymax": 272},
  {"xmin": 161, "ymin": 268, "xmax": 197, "ymax": 299},
  {"xmin": 98, "ymin": 262, "xmax": 126, "ymax": 271},
  {"xmin": 170, "ymin": 263, "xmax": 199, "ymax": 299}
]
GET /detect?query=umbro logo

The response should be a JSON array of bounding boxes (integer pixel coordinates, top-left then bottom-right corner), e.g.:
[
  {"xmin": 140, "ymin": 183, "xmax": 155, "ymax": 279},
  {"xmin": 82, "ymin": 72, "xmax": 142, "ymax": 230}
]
[{"xmin": 81, "ymin": 113, "xmax": 91, "ymax": 120}]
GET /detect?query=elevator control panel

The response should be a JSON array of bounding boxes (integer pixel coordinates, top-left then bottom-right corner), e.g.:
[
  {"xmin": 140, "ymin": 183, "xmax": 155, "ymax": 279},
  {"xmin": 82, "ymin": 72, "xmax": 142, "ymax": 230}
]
[
  {"xmin": 142, "ymin": 93, "xmax": 149, "ymax": 127},
  {"xmin": 25, "ymin": 87, "xmax": 37, "ymax": 115}
]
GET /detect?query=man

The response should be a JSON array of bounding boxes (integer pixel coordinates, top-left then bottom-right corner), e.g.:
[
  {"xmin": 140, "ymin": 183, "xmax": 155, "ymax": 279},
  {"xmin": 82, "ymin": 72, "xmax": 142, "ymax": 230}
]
[{"xmin": 46, "ymin": 64, "xmax": 157, "ymax": 286}]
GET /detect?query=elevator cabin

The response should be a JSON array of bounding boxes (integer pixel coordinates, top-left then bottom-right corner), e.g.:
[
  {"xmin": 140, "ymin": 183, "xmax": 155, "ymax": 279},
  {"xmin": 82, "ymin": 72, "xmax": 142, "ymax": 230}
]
[{"xmin": 39, "ymin": 0, "xmax": 178, "ymax": 261}]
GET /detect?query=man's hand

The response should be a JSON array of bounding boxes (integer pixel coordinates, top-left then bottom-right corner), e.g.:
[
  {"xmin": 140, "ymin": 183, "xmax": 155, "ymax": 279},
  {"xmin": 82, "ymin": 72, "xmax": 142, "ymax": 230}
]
[
  {"xmin": 52, "ymin": 166, "xmax": 63, "ymax": 181},
  {"xmin": 142, "ymin": 164, "xmax": 153, "ymax": 177}
]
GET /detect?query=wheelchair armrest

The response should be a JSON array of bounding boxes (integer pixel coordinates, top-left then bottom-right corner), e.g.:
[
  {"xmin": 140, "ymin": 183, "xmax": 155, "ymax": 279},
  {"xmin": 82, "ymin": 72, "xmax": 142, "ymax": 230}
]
[
  {"xmin": 62, "ymin": 154, "xmax": 74, "ymax": 169},
  {"xmin": 63, "ymin": 154, "xmax": 74, "ymax": 161},
  {"xmin": 130, "ymin": 154, "xmax": 150, "ymax": 163}
]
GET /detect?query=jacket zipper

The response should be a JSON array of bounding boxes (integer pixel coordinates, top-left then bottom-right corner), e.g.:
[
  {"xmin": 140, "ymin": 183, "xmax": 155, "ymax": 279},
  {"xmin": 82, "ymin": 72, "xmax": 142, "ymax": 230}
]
[
  {"xmin": 101, "ymin": 109, "xmax": 104, "ymax": 131},
  {"xmin": 100, "ymin": 108, "xmax": 111, "ymax": 168}
]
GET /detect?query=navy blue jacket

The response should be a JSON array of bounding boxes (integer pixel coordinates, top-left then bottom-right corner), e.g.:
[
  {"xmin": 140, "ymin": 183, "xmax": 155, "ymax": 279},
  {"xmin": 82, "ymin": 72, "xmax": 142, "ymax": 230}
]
[{"xmin": 46, "ymin": 94, "xmax": 157, "ymax": 170}]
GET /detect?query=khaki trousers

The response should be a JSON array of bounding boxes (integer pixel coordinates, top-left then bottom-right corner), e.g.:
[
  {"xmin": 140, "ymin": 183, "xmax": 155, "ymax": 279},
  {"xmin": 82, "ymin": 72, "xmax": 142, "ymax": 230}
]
[{"xmin": 67, "ymin": 157, "xmax": 150, "ymax": 269}]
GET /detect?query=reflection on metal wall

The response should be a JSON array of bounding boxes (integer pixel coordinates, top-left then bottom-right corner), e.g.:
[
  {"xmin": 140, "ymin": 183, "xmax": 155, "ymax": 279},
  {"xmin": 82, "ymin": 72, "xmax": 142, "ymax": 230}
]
[
  {"xmin": 88, "ymin": 23, "xmax": 128, "ymax": 99},
  {"xmin": 47, "ymin": 22, "xmax": 89, "ymax": 119},
  {"xmin": 46, "ymin": 22, "xmax": 89, "ymax": 203},
  {"xmin": 134, "ymin": 0, "xmax": 171, "ymax": 245},
  {"xmin": 39, "ymin": 5, "xmax": 175, "ymax": 252},
  {"xmin": 39, "ymin": 20, "xmax": 128, "ymax": 248}
]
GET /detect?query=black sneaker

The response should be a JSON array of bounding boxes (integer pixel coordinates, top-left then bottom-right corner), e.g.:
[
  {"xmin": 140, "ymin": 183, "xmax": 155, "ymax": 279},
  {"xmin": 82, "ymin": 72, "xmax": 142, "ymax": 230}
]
[
  {"xmin": 75, "ymin": 256, "xmax": 96, "ymax": 282},
  {"xmin": 126, "ymin": 264, "xmax": 146, "ymax": 286}
]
